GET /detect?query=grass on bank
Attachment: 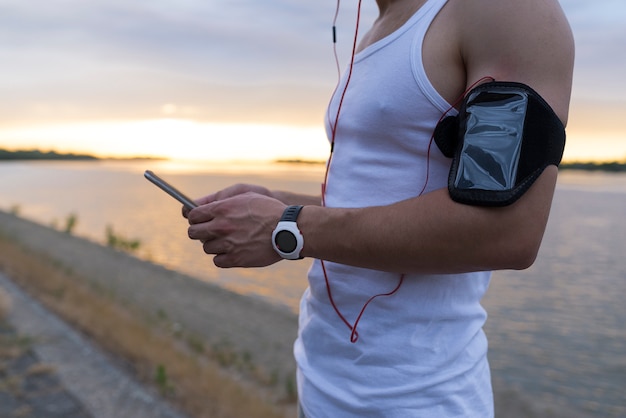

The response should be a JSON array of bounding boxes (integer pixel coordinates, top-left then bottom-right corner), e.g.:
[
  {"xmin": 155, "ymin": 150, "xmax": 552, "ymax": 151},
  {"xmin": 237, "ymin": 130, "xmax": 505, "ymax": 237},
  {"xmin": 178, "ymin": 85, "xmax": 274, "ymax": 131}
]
[
  {"xmin": 0, "ymin": 232, "xmax": 290, "ymax": 418},
  {"xmin": 1, "ymin": 287, "xmax": 59, "ymax": 415}
]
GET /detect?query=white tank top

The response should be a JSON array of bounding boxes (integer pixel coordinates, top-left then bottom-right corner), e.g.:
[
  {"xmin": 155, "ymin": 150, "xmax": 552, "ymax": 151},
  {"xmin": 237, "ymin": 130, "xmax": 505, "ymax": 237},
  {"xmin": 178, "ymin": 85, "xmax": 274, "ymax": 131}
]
[{"xmin": 294, "ymin": 0, "xmax": 494, "ymax": 416}]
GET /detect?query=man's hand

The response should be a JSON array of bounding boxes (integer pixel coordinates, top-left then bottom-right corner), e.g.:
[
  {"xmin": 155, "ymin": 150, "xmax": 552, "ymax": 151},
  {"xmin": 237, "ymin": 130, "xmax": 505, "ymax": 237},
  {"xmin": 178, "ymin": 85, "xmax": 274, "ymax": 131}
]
[
  {"xmin": 182, "ymin": 183, "xmax": 273, "ymax": 218},
  {"xmin": 186, "ymin": 191, "xmax": 286, "ymax": 268}
]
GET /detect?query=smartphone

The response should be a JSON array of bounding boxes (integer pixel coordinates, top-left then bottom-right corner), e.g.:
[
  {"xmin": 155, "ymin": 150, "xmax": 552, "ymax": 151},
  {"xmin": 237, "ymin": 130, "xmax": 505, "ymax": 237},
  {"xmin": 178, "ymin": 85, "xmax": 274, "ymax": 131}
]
[{"xmin": 144, "ymin": 170, "xmax": 198, "ymax": 210}]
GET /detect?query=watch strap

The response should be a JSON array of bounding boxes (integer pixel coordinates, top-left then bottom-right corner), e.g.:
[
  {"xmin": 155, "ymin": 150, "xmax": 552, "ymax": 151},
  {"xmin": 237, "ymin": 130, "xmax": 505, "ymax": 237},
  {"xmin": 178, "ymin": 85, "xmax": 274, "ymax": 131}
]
[{"xmin": 280, "ymin": 205, "xmax": 304, "ymax": 222}]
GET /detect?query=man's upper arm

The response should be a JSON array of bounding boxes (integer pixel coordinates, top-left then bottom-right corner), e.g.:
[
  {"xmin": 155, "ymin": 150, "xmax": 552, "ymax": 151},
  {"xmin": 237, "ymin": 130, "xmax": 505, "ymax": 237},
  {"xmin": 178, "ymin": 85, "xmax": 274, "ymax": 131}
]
[{"xmin": 458, "ymin": 0, "xmax": 575, "ymax": 125}]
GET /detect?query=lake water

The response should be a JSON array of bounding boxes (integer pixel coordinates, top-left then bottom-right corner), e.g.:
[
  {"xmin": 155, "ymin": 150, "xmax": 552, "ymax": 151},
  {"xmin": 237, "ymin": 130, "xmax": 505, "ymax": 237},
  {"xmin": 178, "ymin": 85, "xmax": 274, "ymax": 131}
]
[{"xmin": 1, "ymin": 160, "xmax": 624, "ymax": 417}]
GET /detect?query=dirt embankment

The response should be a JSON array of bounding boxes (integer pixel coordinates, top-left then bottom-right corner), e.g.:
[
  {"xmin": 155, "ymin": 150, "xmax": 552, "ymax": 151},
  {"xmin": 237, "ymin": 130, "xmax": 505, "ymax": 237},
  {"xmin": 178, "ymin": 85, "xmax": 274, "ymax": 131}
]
[{"xmin": 0, "ymin": 211, "xmax": 298, "ymax": 418}]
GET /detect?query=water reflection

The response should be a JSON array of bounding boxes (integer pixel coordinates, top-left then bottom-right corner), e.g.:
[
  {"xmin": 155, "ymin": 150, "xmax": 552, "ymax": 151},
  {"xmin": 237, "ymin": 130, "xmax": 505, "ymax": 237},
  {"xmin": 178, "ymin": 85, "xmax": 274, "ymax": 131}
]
[{"xmin": 0, "ymin": 161, "xmax": 624, "ymax": 416}]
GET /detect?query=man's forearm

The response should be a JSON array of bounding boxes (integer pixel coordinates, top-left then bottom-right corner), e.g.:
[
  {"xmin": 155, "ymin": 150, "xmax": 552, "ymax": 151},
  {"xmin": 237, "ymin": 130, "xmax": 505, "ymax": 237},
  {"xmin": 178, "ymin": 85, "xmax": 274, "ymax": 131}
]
[{"xmin": 272, "ymin": 190, "xmax": 321, "ymax": 207}]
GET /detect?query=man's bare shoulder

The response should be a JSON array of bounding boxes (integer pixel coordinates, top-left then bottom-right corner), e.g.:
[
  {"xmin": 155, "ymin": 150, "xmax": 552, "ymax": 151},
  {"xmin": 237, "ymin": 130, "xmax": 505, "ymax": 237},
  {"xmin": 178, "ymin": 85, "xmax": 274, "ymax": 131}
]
[
  {"xmin": 451, "ymin": 0, "xmax": 575, "ymax": 123},
  {"xmin": 453, "ymin": 0, "xmax": 572, "ymax": 45}
]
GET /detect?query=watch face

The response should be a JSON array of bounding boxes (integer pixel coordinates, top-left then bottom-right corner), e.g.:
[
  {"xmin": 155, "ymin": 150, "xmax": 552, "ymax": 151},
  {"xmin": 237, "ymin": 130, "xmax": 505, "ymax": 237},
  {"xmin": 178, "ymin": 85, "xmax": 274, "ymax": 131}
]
[{"xmin": 275, "ymin": 230, "xmax": 297, "ymax": 253}]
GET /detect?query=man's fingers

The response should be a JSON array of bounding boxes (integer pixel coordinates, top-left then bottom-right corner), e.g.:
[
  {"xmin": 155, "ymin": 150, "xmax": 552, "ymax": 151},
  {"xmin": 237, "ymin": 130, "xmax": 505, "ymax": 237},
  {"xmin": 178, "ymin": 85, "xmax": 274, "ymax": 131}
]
[
  {"xmin": 188, "ymin": 223, "xmax": 216, "ymax": 242},
  {"xmin": 187, "ymin": 203, "xmax": 217, "ymax": 225}
]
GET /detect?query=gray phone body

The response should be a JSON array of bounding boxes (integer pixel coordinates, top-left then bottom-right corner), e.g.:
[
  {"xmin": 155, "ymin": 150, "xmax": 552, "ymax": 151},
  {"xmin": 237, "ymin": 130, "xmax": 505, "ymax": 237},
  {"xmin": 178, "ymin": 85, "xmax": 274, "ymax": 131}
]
[{"xmin": 144, "ymin": 170, "xmax": 198, "ymax": 210}]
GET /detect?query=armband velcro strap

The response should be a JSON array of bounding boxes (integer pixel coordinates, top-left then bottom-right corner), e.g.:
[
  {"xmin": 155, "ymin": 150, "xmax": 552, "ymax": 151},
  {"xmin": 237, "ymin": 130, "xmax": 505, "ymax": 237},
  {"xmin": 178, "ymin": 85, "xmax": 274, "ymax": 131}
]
[{"xmin": 434, "ymin": 81, "xmax": 566, "ymax": 207}]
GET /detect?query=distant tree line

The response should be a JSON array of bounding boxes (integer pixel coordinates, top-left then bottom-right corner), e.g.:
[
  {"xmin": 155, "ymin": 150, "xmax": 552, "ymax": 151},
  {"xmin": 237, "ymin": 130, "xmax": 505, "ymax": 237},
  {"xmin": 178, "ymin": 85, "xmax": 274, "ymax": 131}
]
[
  {"xmin": 273, "ymin": 158, "xmax": 626, "ymax": 172},
  {"xmin": 0, "ymin": 148, "xmax": 98, "ymax": 161},
  {"xmin": 0, "ymin": 148, "xmax": 163, "ymax": 161},
  {"xmin": 560, "ymin": 161, "xmax": 626, "ymax": 172}
]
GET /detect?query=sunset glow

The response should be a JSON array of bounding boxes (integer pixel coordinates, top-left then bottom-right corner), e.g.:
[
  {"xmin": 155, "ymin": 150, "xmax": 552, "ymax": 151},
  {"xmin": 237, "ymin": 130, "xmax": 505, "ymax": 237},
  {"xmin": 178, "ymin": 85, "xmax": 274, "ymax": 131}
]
[
  {"xmin": 0, "ymin": 0, "xmax": 625, "ymax": 163},
  {"xmin": 2, "ymin": 112, "xmax": 624, "ymax": 163},
  {"xmin": 0, "ymin": 120, "xmax": 330, "ymax": 162}
]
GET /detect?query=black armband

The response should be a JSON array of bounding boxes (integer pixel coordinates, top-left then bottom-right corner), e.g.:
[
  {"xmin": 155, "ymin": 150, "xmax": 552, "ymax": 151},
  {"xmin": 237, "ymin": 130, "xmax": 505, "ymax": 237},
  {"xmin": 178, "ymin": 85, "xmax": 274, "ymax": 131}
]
[{"xmin": 434, "ymin": 81, "xmax": 566, "ymax": 207}]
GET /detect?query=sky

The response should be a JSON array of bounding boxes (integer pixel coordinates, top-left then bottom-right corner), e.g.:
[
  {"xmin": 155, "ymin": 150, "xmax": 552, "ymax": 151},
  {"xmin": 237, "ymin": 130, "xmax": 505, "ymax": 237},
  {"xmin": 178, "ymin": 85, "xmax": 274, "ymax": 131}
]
[{"xmin": 0, "ymin": 0, "xmax": 624, "ymax": 162}]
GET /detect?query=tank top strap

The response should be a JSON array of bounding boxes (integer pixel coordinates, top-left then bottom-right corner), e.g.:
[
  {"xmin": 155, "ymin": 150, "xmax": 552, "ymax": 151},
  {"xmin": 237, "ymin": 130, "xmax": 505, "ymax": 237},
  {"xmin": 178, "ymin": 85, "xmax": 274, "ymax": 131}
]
[{"xmin": 411, "ymin": 0, "xmax": 453, "ymax": 113}]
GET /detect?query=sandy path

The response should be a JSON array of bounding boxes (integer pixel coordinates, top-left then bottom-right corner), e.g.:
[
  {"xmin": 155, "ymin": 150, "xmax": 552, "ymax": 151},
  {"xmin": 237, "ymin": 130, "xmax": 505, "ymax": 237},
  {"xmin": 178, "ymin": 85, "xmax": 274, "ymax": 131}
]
[
  {"xmin": 0, "ymin": 272, "xmax": 189, "ymax": 418},
  {"xmin": 0, "ymin": 211, "xmax": 299, "ymax": 395}
]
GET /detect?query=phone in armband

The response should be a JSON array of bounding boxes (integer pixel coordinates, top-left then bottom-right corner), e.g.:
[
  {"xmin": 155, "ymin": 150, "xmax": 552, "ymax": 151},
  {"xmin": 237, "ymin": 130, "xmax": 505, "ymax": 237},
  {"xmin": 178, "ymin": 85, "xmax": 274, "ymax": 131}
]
[{"xmin": 144, "ymin": 170, "xmax": 198, "ymax": 210}]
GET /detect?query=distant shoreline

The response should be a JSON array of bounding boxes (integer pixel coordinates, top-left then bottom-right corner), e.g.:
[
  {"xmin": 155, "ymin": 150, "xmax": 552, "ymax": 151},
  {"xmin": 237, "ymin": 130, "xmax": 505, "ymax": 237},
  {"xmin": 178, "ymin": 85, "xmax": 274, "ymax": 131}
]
[
  {"xmin": 2, "ymin": 149, "xmax": 625, "ymax": 172},
  {"xmin": 275, "ymin": 158, "xmax": 626, "ymax": 172},
  {"xmin": 559, "ymin": 161, "xmax": 626, "ymax": 172},
  {"xmin": 0, "ymin": 148, "xmax": 163, "ymax": 162}
]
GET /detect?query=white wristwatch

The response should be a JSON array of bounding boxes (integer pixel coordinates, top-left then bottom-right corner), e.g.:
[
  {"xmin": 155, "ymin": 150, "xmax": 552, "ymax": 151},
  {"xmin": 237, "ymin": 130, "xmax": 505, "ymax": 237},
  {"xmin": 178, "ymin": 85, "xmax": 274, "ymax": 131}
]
[{"xmin": 271, "ymin": 205, "xmax": 304, "ymax": 260}]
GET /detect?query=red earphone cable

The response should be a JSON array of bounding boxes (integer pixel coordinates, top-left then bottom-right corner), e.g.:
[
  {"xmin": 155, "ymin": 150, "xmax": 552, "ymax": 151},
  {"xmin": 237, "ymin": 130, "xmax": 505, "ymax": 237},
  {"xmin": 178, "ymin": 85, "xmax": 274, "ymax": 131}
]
[
  {"xmin": 419, "ymin": 75, "xmax": 495, "ymax": 196},
  {"xmin": 323, "ymin": 0, "xmax": 362, "ymax": 205},
  {"xmin": 322, "ymin": 0, "xmax": 403, "ymax": 343},
  {"xmin": 322, "ymin": 0, "xmax": 494, "ymax": 343}
]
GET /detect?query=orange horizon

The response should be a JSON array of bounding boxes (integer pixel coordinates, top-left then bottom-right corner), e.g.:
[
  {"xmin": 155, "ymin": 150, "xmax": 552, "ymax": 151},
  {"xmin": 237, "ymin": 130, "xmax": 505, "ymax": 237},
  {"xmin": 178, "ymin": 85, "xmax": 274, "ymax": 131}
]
[
  {"xmin": 1, "ymin": 95, "xmax": 625, "ymax": 165},
  {"xmin": 1, "ymin": 143, "xmax": 623, "ymax": 165}
]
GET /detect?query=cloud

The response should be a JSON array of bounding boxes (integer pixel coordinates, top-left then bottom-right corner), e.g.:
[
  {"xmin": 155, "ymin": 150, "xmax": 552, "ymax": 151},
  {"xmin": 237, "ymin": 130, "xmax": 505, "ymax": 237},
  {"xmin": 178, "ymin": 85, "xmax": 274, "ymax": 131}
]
[
  {"xmin": 0, "ymin": 0, "xmax": 370, "ymax": 82},
  {"xmin": 0, "ymin": 0, "xmax": 623, "ymax": 129},
  {"xmin": 560, "ymin": 0, "xmax": 626, "ymax": 101},
  {"xmin": 0, "ymin": 0, "xmax": 380, "ymax": 125}
]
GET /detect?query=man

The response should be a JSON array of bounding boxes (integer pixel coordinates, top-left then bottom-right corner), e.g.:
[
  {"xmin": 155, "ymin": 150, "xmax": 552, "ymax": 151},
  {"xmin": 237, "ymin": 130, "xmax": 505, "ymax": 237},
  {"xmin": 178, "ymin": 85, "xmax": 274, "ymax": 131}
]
[{"xmin": 185, "ymin": 0, "xmax": 574, "ymax": 416}]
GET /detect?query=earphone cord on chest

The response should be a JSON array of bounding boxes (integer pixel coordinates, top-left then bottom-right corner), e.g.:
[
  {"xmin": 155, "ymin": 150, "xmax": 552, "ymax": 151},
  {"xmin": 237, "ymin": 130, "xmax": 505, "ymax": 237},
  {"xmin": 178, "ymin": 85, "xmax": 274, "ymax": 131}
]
[
  {"xmin": 323, "ymin": 0, "xmax": 493, "ymax": 343},
  {"xmin": 322, "ymin": 0, "xmax": 406, "ymax": 344}
]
